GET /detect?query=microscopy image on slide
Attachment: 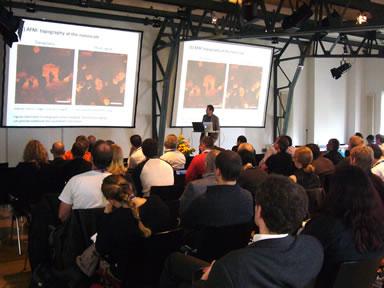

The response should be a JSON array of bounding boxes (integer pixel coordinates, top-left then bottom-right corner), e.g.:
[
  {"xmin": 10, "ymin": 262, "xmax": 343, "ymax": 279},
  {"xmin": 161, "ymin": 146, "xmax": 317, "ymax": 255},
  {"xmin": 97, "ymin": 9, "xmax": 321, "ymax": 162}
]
[
  {"xmin": 15, "ymin": 45, "xmax": 74, "ymax": 105},
  {"xmin": 225, "ymin": 64, "xmax": 263, "ymax": 109},
  {"xmin": 76, "ymin": 51, "xmax": 128, "ymax": 106},
  {"xmin": 183, "ymin": 60, "xmax": 225, "ymax": 108}
]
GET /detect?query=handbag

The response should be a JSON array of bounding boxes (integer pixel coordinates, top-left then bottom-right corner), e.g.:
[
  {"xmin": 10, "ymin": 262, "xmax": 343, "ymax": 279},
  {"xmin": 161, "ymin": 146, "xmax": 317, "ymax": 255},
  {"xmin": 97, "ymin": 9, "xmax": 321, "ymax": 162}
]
[{"xmin": 76, "ymin": 243, "xmax": 100, "ymax": 277}]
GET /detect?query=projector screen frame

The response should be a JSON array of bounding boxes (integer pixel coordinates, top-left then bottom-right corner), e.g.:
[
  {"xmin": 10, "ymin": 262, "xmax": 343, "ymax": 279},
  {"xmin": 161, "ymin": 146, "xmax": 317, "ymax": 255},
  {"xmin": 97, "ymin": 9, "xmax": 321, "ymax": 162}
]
[
  {"xmin": 170, "ymin": 39, "xmax": 275, "ymax": 128},
  {"xmin": 1, "ymin": 17, "xmax": 143, "ymax": 128}
]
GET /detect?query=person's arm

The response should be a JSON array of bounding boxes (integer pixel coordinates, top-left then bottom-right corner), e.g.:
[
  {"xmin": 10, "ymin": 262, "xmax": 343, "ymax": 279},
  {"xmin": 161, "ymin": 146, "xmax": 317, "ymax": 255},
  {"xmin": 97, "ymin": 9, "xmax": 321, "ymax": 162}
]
[
  {"xmin": 58, "ymin": 202, "xmax": 72, "ymax": 222},
  {"xmin": 185, "ymin": 157, "xmax": 199, "ymax": 183},
  {"xmin": 193, "ymin": 261, "xmax": 234, "ymax": 288},
  {"xmin": 214, "ymin": 115, "xmax": 220, "ymax": 131},
  {"xmin": 58, "ymin": 179, "xmax": 74, "ymax": 222}
]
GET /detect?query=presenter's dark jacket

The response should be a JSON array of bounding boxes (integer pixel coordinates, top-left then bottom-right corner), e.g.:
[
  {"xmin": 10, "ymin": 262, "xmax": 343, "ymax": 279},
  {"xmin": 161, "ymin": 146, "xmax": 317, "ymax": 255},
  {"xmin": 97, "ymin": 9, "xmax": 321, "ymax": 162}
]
[
  {"xmin": 195, "ymin": 235, "xmax": 324, "ymax": 288},
  {"xmin": 202, "ymin": 114, "xmax": 220, "ymax": 142}
]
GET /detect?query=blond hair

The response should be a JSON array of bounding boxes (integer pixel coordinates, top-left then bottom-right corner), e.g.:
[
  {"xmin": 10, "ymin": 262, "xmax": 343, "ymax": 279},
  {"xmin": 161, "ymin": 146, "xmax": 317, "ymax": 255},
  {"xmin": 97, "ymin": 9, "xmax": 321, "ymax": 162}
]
[
  {"xmin": 101, "ymin": 174, "xmax": 151, "ymax": 238},
  {"xmin": 23, "ymin": 139, "xmax": 48, "ymax": 166},
  {"xmin": 107, "ymin": 144, "xmax": 127, "ymax": 175},
  {"xmin": 294, "ymin": 146, "xmax": 315, "ymax": 173}
]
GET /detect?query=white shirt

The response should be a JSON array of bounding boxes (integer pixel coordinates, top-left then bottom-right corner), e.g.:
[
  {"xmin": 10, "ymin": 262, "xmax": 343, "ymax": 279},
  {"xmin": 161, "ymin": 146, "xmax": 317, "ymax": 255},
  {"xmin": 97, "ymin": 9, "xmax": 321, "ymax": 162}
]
[
  {"xmin": 140, "ymin": 158, "xmax": 174, "ymax": 196},
  {"xmin": 372, "ymin": 158, "xmax": 384, "ymax": 181},
  {"xmin": 251, "ymin": 233, "xmax": 289, "ymax": 244},
  {"xmin": 160, "ymin": 149, "xmax": 186, "ymax": 170},
  {"xmin": 59, "ymin": 170, "xmax": 111, "ymax": 209},
  {"xmin": 128, "ymin": 147, "xmax": 146, "ymax": 169}
]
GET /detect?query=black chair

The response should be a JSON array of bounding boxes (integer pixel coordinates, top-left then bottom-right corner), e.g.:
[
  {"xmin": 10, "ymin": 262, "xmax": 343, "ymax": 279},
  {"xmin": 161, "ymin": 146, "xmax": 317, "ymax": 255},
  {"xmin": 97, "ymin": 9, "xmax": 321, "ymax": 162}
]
[
  {"xmin": 187, "ymin": 222, "xmax": 254, "ymax": 262},
  {"xmin": 319, "ymin": 172, "xmax": 333, "ymax": 194},
  {"xmin": 142, "ymin": 227, "xmax": 184, "ymax": 286},
  {"xmin": 331, "ymin": 258, "xmax": 382, "ymax": 288}
]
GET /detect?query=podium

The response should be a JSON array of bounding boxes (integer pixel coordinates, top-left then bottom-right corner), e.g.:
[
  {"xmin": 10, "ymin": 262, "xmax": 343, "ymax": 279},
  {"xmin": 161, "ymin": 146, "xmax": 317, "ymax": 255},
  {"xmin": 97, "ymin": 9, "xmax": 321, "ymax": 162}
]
[{"xmin": 192, "ymin": 122, "xmax": 220, "ymax": 142}]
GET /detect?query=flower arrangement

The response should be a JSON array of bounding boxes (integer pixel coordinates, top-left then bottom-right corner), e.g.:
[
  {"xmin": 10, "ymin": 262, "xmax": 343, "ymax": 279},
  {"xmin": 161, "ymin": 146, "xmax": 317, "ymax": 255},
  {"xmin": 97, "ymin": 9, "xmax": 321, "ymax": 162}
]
[{"xmin": 177, "ymin": 133, "xmax": 196, "ymax": 156}]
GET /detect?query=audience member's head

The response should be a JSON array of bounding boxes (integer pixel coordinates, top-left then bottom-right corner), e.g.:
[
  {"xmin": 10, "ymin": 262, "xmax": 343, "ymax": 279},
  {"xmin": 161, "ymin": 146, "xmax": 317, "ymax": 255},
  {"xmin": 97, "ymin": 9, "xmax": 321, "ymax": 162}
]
[
  {"xmin": 280, "ymin": 135, "xmax": 293, "ymax": 147},
  {"xmin": 350, "ymin": 145, "xmax": 374, "ymax": 172},
  {"xmin": 306, "ymin": 143, "xmax": 321, "ymax": 160},
  {"xmin": 142, "ymin": 138, "xmax": 158, "ymax": 158},
  {"xmin": 326, "ymin": 165, "xmax": 384, "ymax": 252},
  {"xmin": 71, "ymin": 141, "xmax": 87, "ymax": 159},
  {"xmin": 106, "ymin": 139, "xmax": 115, "ymax": 146},
  {"xmin": 130, "ymin": 135, "xmax": 142, "ymax": 148},
  {"xmin": 366, "ymin": 134, "xmax": 375, "ymax": 145},
  {"xmin": 51, "ymin": 141, "xmax": 65, "ymax": 159},
  {"xmin": 348, "ymin": 135, "xmax": 364, "ymax": 151},
  {"xmin": 376, "ymin": 134, "xmax": 384, "ymax": 145},
  {"xmin": 108, "ymin": 144, "xmax": 126, "ymax": 175},
  {"xmin": 204, "ymin": 149, "xmax": 220, "ymax": 174},
  {"xmin": 255, "ymin": 175, "xmax": 308, "ymax": 234},
  {"xmin": 92, "ymin": 140, "xmax": 113, "ymax": 170},
  {"xmin": 238, "ymin": 142, "xmax": 255, "ymax": 154},
  {"xmin": 23, "ymin": 139, "xmax": 49, "ymax": 165},
  {"xmin": 368, "ymin": 144, "xmax": 382, "ymax": 161},
  {"xmin": 164, "ymin": 134, "xmax": 178, "ymax": 150},
  {"xmin": 236, "ymin": 135, "xmax": 247, "ymax": 145},
  {"xmin": 293, "ymin": 146, "xmax": 315, "ymax": 173},
  {"xmin": 88, "ymin": 135, "xmax": 96, "ymax": 145},
  {"xmin": 276, "ymin": 136, "xmax": 289, "ymax": 153},
  {"xmin": 101, "ymin": 174, "xmax": 150, "ymax": 237},
  {"xmin": 215, "ymin": 150, "xmax": 242, "ymax": 182},
  {"xmin": 238, "ymin": 149, "xmax": 256, "ymax": 167},
  {"xmin": 199, "ymin": 136, "xmax": 214, "ymax": 151},
  {"xmin": 355, "ymin": 132, "xmax": 364, "ymax": 139},
  {"xmin": 326, "ymin": 138, "xmax": 340, "ymax": 152}
]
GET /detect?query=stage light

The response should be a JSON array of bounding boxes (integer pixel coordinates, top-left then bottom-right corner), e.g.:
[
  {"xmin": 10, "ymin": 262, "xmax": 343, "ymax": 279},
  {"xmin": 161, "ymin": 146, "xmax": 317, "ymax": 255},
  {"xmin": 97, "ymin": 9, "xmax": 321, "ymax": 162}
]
[
  {"xmin": 331, "ymin": 60, "xmax": 351, "ymax": 80},
  {"xmin": 211, "ymin": 12, "xmax": 218, "ymax": 25},
  {"xmin": 0, "ymin": 7, "xmax": 24, "ymax": 47},
  {"xmin": 281, "ymin": 3, "xmax": 313, "ymax": 31}
]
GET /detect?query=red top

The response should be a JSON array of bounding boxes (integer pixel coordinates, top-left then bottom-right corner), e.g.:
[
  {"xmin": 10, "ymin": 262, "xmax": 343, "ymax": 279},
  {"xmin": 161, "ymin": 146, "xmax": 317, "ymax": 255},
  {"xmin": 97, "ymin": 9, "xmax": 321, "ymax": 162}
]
[{"xmin": 185, "ymin": 151, "xmax": 209, "ymax": 183}]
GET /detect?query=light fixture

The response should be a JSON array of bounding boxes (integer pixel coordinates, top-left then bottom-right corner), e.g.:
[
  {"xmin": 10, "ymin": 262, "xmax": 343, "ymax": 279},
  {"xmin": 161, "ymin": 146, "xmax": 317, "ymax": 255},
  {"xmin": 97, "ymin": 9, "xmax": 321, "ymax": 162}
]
[
  {"xmin": 356, "ymin": 12, "xmax": 368, "ymax": 24},
  {"xmin": 0, "ymin": 7, "xmax": 24, "ymax": 47},
  {"xmin": 211, "ymin": 12, "xmax": 218, "ymax": 25},
  {"xmin": 331, "ymin": 60, "xmax": 351, "ymax": 80},
  {"xmin": 281, "ymin": 3, "xmax": 313, "ymax": 31}
]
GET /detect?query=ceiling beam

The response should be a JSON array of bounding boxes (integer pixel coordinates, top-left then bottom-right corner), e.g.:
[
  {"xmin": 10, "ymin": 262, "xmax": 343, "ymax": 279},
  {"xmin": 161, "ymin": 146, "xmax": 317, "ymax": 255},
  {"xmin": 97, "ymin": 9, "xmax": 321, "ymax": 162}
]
[{"xmin": 142, "ymin": 0, "xmax": 237, "ymax": 13}]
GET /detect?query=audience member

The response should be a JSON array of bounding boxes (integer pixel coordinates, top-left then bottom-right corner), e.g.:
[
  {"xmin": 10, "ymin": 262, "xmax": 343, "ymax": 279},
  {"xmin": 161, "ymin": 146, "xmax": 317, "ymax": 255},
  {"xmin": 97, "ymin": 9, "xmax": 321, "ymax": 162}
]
[
  {"xmin": 290, "ymin": 146, "xmax": 321, "ymax": 189},
  {"xmin": 58, "ymin": 140, "xmax": 113, "ymax": 222},
  {"xmin": 160, "ymin": 175, "xmax": 323, "ymax": 288},
  {"xmin": 185, "ymin": 136, "xmax": 215, "ymax": 183},
  {"xmin": 355, "ymin": 132, "xmax": 364, "ymax": 139},
  {"xmin": 259, "ymin": 135, "xmax": 295, "ymax": 169},
  {"xmin": 324, "ymin": 138, "xmax": 343, "ymax": 165},
  {"xmin": 135, "ymin": 138, "xmax": 174, "ymax": 197},
  {"xmin": 366, "ymin": 134, "xmax": 375, "ymax": 145},
  {"xmin": 306, "ymin": 143, "xmax": 334, "ymax": 176},
  {"xmin": 107, "ymin": 144, "xmax": 128, "ymax": 177},
  {"xmin": 128, "ymin": 134, "xmax": 145, "ymax": 169},
  {"xmin": 370, "ymin": 143, "xmax": 384, "ymax": 181},
  {"xmin": 182, "ymin": 150, "xmax": 253, "ymax": 229},
  {"xmin": 231, "ymin": 135, "xmax": 247, "ymax": 152},
  {"xmin": 50, "ymin": 141, "xmax": 66, "ymax": 165},
  {"xmin": 87, "ymin": 134, "xmax": 97, "ymax": 154},
  {"xmin": 180, "ymin": 150, "xmax": 219, "ymax": 215},
  {"xmin": 237, "ymin": 148, "xmax": 267, "ymax": 202},
  {"xmin": 303, "ymin": 165, "xmax": 384, "ymax": 288},
  {"xmin": 160, "ymin": 134, "xmax": 186, "ymax": 170},
  {"xmin": 63, "ymin": 135, "xmax": 92, "ymax": 162},
  {"xmin": 341, "ymin": 134, "xmax": 364, "ymax": 160},
  {"xmin": 264, "ymin": 136, "xmax": 295, "ymax": 176},
  {"xmin": 93, "ymin": 174, "xmax": 170, "ymax": 285},
  {"xmin": 62, "ymin": 140, "xmax": 92, "ymax": 183}
]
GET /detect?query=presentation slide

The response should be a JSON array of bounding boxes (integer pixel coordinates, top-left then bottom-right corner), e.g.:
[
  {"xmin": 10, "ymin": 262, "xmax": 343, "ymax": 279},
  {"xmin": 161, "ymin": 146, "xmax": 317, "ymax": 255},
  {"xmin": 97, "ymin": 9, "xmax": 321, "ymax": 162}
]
[
  {"xmin": 172, "ymin": 40, "xmax": 273, "ymax": 127},
  {"xmin": 2, "ymin": 19, "xmax": 142, "ymax": 127}
]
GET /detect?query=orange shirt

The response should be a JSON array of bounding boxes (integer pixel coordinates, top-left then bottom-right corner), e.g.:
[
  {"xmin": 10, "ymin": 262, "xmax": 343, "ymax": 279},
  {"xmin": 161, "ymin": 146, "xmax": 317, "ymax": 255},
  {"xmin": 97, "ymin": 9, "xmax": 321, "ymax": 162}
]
[{"xmin": 63, "ymin": 150, "xmax": 92, "ymax": 162}]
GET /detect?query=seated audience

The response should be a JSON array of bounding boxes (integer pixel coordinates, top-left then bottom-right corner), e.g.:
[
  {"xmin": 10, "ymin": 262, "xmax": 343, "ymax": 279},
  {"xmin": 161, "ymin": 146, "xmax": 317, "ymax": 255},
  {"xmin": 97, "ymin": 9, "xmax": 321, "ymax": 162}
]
[
  {"xmin": 87, "ymin": 134, "xmax": 97, "ymax": 154},
  {"xmin": 179, "ymin": 150, "xmax": 219, "ymax": 215},
  {"xmin": 128, "ymin": 134, "xmax": 146, "ymax": 169},
  {"xmin": 94, "ymin": 174, "xmax": 170, "ymax": 285},
  {"xmin": 160, "ymin": 134, "xmax": 186, "ymax": 170},
  {"xmin": 237, "ymin": 148, "xmax": 267, "ymax": 202},
  {"xmin": 324, "ymin": 138, "xmax": 343, "ymax": 165},
  {"xmin": 302, "ymin": 165, "xmax": 384, "ymax": 288},
  {"xmin": 290, "ymin": 146, "xmax": 321, "ymax": 189},
  {"xmin": 259, "ymin": 135, "xmax": 295, "ymax": 169},
  {"xmin": 160, "ymin": 175, "xmax": 324, "ymax": 288},
  {"xmin": 185, "ymin": 136, "xmax": 215, "ymax": 183},
  {"xmin": 366, "ymin": 134, "xmax": 375, "ymax": 145},
  {"xmin": 107, "ymin": 143, "xmax": 127, "ymax": 176},
  {"xmin": 58, "ymin": 140, "xmax": 113, "ymax": 222},
  {"xmin": 264, "ymin": 136, "xmax": 295, "ymax": 176},
  {"xmin": 63, "ymin": 135, "xmax": 92, "ymax": 162},
  {"xmin": 370, "ymin": 143, "xmax": 384, "ymax": 182},
  {"xmin": 182, "ymin": 150, "xmax": 253, "ymax": 229},
  {"xmin": 50, "ymin": 141, "xmax": 66, "ymax": 166},
  {"xmin": 62, "ymin": 140, "xmax": 92, "ymax": 183},
  {"xmin": 134, "ymin": 138, "xmax": 174, "ymax": 197},
  {"xmin": 306, "ymin": 143, "xmax": 334, "ymax": 176},
  {"xmin": 231, "ymin": 135, "xmax": 247, "ymax": 152},
  {"xmin": 339, "ymin": 135, "xmax": 364, "ymax": 162}
]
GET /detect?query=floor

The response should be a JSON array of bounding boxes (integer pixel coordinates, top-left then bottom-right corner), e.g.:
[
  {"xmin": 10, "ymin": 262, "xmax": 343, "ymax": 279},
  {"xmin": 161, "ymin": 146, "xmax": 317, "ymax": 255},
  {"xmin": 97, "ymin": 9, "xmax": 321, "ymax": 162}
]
[{"xmin": 0, "ymin": 205, "xmax": 31, "ymax": 288}]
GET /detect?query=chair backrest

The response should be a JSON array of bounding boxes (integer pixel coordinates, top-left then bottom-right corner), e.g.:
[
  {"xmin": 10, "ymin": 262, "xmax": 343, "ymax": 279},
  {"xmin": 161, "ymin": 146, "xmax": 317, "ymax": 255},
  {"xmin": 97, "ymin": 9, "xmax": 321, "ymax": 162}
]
[
  {"xmin": 196, "ymin": 222, "xmax": 253, "ymax": 262},
  {"xmin": 332, "ymin": 258, "xmax": 381, "ymax": 288},
  {"xmin": 0, "ymin": 167, "xmax": 16, "ymax": 205},
  {"xmin": 150, "ymin": 185, "xmax": 183, "ymax": 201}
]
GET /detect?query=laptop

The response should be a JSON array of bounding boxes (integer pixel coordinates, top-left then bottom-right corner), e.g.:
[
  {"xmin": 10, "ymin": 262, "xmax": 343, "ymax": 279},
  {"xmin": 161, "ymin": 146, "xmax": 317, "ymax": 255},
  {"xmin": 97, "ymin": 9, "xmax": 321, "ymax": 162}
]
[
  {"xmin": 203, "ymin": 122, "xmax": 213, "ymax": 132},
  {"xmin": 192, "ymin": 122, "xmax": 205, "ymax": 132}
]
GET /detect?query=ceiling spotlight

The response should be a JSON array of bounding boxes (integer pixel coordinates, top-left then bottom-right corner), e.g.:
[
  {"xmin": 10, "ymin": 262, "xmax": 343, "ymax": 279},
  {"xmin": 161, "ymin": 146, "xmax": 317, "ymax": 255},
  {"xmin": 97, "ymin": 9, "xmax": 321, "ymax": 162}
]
[
  {"xmin": 356, "ymin": 12, "xmax": 367, "ymax": 24},
  {"xmin": 211, "ymin": 13, "xmax": 218, "ymax": 25},
  {"xmin": 331, "ymin": 60, "xmax": 351, "ymax": 80},
  {"xmin": 0, "ymin": 7, "xmax": 24, "ymax": 47},
  {"xmin": 282, "ymin": 3, "xmax": 313, "ymax": 31}
]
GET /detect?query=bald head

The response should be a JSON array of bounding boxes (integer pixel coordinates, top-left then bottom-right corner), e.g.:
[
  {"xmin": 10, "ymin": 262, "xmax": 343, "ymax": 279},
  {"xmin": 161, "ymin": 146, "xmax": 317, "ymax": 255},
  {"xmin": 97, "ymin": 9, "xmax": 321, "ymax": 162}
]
[{"xmin": 51, "ymin": 141, "xmax": 65, "ymax": 158}]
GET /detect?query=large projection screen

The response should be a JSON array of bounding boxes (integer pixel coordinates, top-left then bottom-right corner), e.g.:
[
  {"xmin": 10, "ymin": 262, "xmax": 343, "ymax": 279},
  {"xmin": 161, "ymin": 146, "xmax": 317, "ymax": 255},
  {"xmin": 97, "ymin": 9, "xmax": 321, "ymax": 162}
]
[
  {"xmin": 2, "ymin": 19, "xmax": 142, "ymax": 127},
  {"xmin": 172, "ymin": 40, "xmax": 273, "ymax": 127}
]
